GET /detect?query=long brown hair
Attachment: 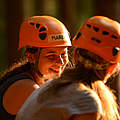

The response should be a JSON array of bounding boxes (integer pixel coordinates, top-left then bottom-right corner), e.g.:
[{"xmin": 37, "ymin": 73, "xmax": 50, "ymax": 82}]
[{"xmin": 0, "ymin": 47, "xmax": 39, "ymax": 84}]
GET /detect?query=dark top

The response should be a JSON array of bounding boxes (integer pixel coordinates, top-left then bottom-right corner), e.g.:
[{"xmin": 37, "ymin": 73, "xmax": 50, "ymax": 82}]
[{"xmin": 0, "ymin": 74, "xmax": 32, "ymax": 120}]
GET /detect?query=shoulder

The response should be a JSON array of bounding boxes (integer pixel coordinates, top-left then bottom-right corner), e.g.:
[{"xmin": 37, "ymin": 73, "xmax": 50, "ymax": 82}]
[
  {"xmin": 4, "ymin": 78, "xmax": 39, "ymax": 100},
  {"xmin": 3, "ymin": 78, "xmax": 39, "ymax": 114},
  {"xmin": 57, "ymin": 82, "xmax": 103, "ymax": 115},
  {"xmin": 7, "ymin": 78, "xmax": 39, "ymax": 92},
  {"xmin": 36, "ymin": 82, "xmax": 103, "ymax": 116}
]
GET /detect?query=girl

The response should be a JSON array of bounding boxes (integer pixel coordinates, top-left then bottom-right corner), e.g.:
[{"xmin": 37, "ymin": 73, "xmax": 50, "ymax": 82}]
[{"xmin": 0, "ymin": 16, "xmax": 71, "ymax": 120}]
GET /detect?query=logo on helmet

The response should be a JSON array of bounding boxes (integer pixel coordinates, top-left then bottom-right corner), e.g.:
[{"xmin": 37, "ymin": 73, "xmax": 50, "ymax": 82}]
[{"xmin": 48, "ymin": 34, "xmax": 65, "ymax": 42}]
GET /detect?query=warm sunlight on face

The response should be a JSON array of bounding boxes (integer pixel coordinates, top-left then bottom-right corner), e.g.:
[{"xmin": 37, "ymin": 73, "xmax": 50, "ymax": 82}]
[{"xmin": 38, "ymin": 47, "xmax": 68, "ymax": 79}]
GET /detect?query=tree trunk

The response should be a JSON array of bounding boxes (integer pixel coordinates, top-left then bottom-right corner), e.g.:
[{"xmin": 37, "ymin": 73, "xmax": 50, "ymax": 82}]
[
  {"xmin": 58, "ymin": 0, "xmax": 77, "ymax": 38},
  {"xmin": 5, "ymin": 0, "xmax": 23, "ymax": 64}
]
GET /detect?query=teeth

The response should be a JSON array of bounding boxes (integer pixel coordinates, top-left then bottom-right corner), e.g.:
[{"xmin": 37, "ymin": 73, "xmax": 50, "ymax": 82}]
[{"xmin": 50, "ymin": 68, "xmax": 58, "ymax": 72}]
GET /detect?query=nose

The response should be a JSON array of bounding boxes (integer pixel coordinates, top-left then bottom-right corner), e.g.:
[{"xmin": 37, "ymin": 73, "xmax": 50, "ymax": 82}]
[{"xmin": 56, "ymin": 55, "xmax": 64, "ymax": 65}]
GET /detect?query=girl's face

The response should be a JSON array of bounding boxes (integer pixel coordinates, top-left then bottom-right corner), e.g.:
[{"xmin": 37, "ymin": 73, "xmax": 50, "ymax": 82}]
[{"xmin": 38, "ymin": 47, "xmax": 69, "ymax": 79}]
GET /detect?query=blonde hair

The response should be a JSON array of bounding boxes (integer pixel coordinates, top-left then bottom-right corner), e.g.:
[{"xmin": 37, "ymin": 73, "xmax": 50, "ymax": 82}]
[
  {"xmin": 66, "ymin": 48, "xmax": 120, "ymax": 119},
  {"xmin": 92, "ymin": 80, "xmax": 120, "ymax": 120}
]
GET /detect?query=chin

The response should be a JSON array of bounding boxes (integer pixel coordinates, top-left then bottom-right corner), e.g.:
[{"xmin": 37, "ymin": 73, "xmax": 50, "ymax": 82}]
[{"xmin": 53, "ymin": 73, "xmax": 61, "ymax": 79}]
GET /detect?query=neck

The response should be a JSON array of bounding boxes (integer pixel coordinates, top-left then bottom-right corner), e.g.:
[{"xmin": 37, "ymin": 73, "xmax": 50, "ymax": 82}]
[{"xmin": 33, "ymin": 71, "xmax": 46, "ymax": 86}]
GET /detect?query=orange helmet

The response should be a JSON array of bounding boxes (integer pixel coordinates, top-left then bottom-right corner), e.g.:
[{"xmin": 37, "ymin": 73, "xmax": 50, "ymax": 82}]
[
  {"xmin": 72, "ymin": 16, "xmax": 120, "ymax": 63},
  {"xmin": 19, "ymin": 16, "xmax": 71, "ymax": 49}
]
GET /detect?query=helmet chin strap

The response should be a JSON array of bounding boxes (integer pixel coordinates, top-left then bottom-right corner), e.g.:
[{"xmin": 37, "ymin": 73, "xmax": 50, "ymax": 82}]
[
  {"xmin": 34, "ymin": 48, "xmax": 43, "ymax": 77},
  {"xmin": 104, "ymin": 64, "xmax": 118, "ymax": 83},
  {"xmin": 33, "ymin": 47, "xmax": 55, "ymax": 82}
]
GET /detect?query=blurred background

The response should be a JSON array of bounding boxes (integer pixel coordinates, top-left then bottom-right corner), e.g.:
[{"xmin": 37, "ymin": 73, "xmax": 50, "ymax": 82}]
[{"xmin": 0, "ymin": 0, "xmax": 120, "ymax": 103}]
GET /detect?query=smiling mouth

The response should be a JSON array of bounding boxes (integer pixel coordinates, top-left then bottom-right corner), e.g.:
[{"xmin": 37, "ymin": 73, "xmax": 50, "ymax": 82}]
[{"xmin": 49, "ymin": 68, "xmax": 60, "ymax": 73}]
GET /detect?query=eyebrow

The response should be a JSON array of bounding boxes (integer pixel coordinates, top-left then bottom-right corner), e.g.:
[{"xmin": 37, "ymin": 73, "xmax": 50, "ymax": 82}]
[
  {"xmin": 46, "ymin": 51, "xmax": 56, "ymax": 54},
  {"xmin": 46, "ymin": 50, "xmax": 67, "ymax": 54}
]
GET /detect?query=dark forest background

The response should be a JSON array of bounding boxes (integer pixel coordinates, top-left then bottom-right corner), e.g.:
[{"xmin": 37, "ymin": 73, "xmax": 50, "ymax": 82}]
[{"xmin": 0, "ymin": 0, "xmax": 120, "ymax": 104}]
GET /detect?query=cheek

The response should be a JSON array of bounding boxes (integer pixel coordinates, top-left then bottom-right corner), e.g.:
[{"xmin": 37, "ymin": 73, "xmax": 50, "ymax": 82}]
[
  {"xmin": 38, "ymin": 62, "xmax": 51, "ymax": 75},
  {"xmin": 38, "ymin": 58, "xmax": 50, "ymax": 71}
]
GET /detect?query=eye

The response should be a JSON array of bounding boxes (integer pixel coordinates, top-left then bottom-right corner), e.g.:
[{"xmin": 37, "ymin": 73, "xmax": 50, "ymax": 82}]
[
  {"xmin": 46, "ymin": 54, "xmax": 57, "ymax": 60},
  {"xmin": 47, "ymin": 54, "xmax": 56, "ymax": 57}
]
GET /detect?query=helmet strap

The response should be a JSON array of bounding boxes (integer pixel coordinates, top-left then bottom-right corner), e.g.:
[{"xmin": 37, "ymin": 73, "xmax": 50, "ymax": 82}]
[
  {"xmin": 73, "ymin": 48, "xmax": 78, "ymax": 64},
  {"xmin": 34, "ymin": 48, "xmax": 43, "ymax": 77},
  {"xmin": 106, "ymin": 64, "xmax": 117, "ymax": 75},
  {"xmin": 103, "ymin": 64, "xmax": 118, "ymax": 83}
]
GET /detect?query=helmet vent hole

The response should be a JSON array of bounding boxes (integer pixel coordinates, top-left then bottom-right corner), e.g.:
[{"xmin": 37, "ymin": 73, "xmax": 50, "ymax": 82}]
[
  {"xmin": 91, "ymin": 37, "xmax": 101, "ymax": 43},
  {"xmin": 75, "ymin": 32, "xmax": 81, "ymax": 40},
  {"xmin": 112, "ymin": 47, "xmax": 119, "ymax": 56},
  {"xmin": 93, "ymin": 26, "xmax": 99, "ymax": 32},
  {"xmin": 39, "ymin": 27, "xmax": 46, "ymax": 32},
  {"xmin": 36, "ymin": 24, "xmax": 40, "ymax": 29},
  {"xmin": 86, "ymin": 24, "xmax": 91, "ymax": 28},
  {"xmin": 39, "ymin": 33, "xmax": 47, "ymax": 40},
  {"xmin": 102, "ymin": 31, "xmax": 109, "ymax": 35},
  {"xmin": 111, "ymin": 35, "xmax": 118, "ymax": 39},
  {"xmin": 30, "ymin": 22, "xmax": 34, "ymax": 26}
]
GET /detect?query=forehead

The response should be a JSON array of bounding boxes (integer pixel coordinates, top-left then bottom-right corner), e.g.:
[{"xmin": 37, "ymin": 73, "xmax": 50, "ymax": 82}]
[{"xmin": 41, "ymin": 47, "xmax": 68, "ymax": 54}]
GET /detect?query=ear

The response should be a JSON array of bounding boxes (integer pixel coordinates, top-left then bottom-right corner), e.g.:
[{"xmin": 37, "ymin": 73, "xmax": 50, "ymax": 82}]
[{"xmin": 25, "ymin": 50, "xmax": 36, "ymax": 64}]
